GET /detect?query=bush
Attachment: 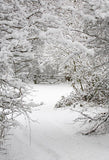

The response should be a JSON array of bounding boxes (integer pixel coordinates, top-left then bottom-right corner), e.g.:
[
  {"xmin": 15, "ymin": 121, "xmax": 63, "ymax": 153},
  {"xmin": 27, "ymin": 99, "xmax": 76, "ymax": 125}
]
[{"xmin": 0, "ymin": 78, "xmax": 31, "ymax": 139}]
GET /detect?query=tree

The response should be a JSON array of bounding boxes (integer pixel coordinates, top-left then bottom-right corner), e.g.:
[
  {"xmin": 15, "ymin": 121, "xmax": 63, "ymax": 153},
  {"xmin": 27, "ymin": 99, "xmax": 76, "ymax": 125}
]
[
  {"xmin": 60, "ymin": 0, "xmax": 109, "ymax": 105},
  {"xmin": 0, "ymin": 0, "xmax": 35, "ymax": 140},
  {"xmin": 79, "ymin": 0, "xmax": 109, "ymax": 104},
  {"xmin": 55, "ymin": 0, "xmax": 109, "ymax": 134}
]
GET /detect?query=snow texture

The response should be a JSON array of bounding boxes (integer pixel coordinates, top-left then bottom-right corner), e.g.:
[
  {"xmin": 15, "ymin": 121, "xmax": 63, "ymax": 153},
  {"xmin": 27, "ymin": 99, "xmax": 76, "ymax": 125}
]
[{"xmin": 1, "ymin": 84, "xmax": 109, "ymax": 160}]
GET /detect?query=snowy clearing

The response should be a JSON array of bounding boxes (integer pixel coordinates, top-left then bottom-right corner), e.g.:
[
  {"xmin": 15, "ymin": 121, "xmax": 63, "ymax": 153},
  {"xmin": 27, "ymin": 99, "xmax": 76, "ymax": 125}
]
[{"xmin": 1, "ymin": 84, "xmax": 109, "ymax": 160}]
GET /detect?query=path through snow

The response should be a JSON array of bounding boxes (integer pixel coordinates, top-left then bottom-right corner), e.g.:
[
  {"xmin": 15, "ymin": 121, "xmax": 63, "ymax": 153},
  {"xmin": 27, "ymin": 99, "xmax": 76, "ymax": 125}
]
[{"xmin": 3, "ymin": 84, "xmax": 109, "ymax": 160}]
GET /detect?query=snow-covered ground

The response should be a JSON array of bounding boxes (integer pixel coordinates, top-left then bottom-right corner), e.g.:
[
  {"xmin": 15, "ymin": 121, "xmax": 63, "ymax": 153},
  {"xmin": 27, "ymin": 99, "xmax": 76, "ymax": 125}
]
[{"xmin": 1, "ymin": 84, "xmax": 109, "ymax": 160}]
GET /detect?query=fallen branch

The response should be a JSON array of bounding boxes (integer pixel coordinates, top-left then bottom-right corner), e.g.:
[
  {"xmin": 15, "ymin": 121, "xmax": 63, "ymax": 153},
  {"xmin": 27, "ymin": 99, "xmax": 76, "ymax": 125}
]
[
  {"xmin": 71, "ymin": 108, "xmax": 109, "ymax": 135},
  {"xmin": 83, "ymin": 113, "xmax": 109, "ymax": 135}
]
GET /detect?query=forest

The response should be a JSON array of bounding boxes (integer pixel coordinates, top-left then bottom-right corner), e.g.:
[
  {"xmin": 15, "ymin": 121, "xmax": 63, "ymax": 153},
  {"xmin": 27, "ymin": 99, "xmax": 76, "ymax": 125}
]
[{"xmin": 0, "ymin": 0, "xmax": 109, "ymax": 160}]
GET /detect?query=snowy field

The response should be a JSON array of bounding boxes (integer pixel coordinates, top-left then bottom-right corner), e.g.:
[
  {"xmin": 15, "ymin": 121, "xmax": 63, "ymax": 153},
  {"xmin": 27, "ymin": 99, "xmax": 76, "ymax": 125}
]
[{"xmin": 1, "ymin": 84, "xmax": 109, "ymax": 160}]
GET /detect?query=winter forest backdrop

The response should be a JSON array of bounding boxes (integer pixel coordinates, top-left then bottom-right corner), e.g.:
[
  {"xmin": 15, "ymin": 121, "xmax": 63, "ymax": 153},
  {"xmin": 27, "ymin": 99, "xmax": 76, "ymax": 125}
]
[{"xmin": 0, "ymin": 0, "xmax": 109, "ymax": 156}]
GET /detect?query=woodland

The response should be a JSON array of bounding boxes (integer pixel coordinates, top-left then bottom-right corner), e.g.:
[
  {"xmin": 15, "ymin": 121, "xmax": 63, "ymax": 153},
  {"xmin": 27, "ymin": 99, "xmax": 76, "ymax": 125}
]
[{"xmin": 0, "ymin": 0, "xmax": 109, "ymax": 158}]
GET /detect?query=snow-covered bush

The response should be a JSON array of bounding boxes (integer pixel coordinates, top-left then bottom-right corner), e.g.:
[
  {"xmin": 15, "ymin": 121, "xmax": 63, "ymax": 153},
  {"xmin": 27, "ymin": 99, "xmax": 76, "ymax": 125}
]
[
  {"xmin": 55, "ymin": 95, "xmax": 74, "ymax": 108},
  {"xmin": 0, "ymin": 79, "xmax": 23, "ymax": 138},
  {"xmin": 81, "ymin": 74, "xmax": 109, "ymax": 104}
]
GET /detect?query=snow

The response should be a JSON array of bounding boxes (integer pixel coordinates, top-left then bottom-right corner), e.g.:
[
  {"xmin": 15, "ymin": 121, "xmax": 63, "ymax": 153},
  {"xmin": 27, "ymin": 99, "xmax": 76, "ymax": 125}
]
[{"xmin": 1, "ymin": 84, "xmax": 109, "ymax": 160}]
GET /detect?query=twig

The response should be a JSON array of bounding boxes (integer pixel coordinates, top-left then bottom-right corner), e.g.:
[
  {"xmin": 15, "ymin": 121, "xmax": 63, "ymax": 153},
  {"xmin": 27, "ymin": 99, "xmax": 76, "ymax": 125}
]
[{"xmin": 83, "ymin": 113, "xmax": 109, "ymax": 135}]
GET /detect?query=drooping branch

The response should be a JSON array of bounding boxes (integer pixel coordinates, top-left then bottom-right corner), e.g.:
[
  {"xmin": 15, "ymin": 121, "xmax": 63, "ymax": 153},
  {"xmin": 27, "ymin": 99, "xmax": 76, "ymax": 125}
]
[{"xmin": 71, "ymin": 29, "xmax": 109, "ymax": 43}]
